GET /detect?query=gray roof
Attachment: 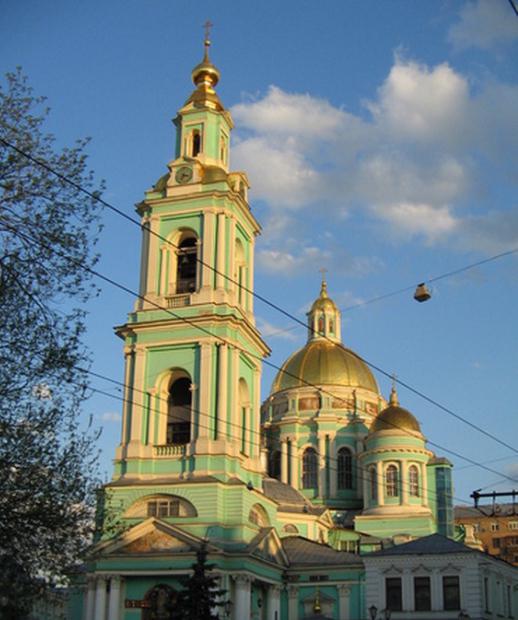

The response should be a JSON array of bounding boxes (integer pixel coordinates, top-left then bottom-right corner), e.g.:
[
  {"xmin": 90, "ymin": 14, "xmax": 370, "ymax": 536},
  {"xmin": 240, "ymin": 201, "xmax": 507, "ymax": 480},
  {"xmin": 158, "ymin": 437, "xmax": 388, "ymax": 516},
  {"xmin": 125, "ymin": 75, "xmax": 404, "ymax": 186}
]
[
  {"xmin": 262, "ymin": 478, "xmax": 325, "ymax": 514},
  {"xmin": 365, "ymin": 534, "xmax": 474, "ymax": 557},
  {"xmin": 283, "ymin": 536, "xmax": 362, "ymax": 566},
  {"xmin": 455, "ymin": 503, "xmax": 518, "ymax": 519}
]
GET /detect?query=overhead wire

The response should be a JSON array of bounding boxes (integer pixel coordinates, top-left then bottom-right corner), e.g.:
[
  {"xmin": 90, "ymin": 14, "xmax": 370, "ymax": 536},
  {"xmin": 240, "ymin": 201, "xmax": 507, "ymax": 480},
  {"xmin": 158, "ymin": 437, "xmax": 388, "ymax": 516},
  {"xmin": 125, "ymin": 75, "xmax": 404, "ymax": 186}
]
[{"xmin": 2, "ymin": 135, "xmax": 518, "ymax": 489}]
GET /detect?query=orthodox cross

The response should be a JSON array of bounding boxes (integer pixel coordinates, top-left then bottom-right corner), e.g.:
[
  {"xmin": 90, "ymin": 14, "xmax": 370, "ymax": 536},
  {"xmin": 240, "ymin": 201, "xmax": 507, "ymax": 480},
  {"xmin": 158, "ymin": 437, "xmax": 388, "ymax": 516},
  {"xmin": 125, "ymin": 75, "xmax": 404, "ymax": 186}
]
[
  {"xmin": 203, "ymin": 20, "xmax": 213, "ymax": 43},
  {"xmin": 319, "ymin": 267, "xmax": 328, "ymax": 281}
]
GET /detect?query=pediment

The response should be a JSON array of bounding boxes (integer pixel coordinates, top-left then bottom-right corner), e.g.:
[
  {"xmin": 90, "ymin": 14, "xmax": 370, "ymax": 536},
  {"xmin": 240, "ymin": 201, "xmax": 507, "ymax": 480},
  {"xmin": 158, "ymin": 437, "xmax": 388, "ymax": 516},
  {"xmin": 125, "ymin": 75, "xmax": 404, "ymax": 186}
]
[
  {"xmin": 94, "ymin": 518, "xmax": 216, "ymax": 557},
  {"xmin": 248, "ymin": 528, "xmax": 289, "ymax": 567}
]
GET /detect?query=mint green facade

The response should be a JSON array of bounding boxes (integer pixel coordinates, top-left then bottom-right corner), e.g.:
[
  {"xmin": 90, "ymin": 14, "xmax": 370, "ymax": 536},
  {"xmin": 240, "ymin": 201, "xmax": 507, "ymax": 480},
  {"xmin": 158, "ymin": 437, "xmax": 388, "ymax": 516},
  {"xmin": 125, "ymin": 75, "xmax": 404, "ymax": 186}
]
[{"xmin": 79, "ymin": 43, "xmax": 457, "ymax": 620}]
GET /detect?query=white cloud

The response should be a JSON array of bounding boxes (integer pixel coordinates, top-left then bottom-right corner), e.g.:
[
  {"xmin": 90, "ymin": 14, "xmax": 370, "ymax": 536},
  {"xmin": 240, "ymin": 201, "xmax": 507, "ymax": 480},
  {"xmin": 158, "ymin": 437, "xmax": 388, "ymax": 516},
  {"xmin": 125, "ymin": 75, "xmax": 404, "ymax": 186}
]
[
  {"xmin": 231, "ymin": 56, "xmax": 518, "ymax": 254},
  {"xmin": 371, "ymin": 203, "xmax": 459, "ymax": 243},
  {"xmin": 448, "ymin": 0, "xmax": 518, "ymax": 51},
  {"xmin": 256, "ymin": 317, "xmax": 299, "ymax": 341},
  {"xmin": 99, "ymin": 411, "xmax": 122, "ymax": 423}
]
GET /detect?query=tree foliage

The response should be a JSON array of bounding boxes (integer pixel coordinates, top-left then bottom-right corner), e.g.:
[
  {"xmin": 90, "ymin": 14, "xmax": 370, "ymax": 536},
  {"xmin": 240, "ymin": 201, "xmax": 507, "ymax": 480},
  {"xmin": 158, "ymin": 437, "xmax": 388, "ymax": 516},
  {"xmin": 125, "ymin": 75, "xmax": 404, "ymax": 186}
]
[
  {"xmin": 0, "ymin": 68, "xmax": 103, "ymax": 618},
  {"xmin": 176, "ymin": 543, "xmax": 226, "ymax": 620}
]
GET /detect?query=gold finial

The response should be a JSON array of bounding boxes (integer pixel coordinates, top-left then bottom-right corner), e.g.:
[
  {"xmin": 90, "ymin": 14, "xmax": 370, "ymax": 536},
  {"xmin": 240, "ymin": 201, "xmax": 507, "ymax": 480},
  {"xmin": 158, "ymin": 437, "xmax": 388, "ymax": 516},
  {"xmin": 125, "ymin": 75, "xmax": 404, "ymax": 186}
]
[
  {"xmin": 203, "ymin": 20, "xmax": 213, "ymax": 60},
  {"xmin": 313, "ymin": 587, "xmax": 322, "ymax": 613},
  {"xmin": 319, "ymin": 268, "xmax": 328, "ymax": 298},
  {"xmin": 389, "ymin": 374, "xmax": 399, "ymax": 406}
]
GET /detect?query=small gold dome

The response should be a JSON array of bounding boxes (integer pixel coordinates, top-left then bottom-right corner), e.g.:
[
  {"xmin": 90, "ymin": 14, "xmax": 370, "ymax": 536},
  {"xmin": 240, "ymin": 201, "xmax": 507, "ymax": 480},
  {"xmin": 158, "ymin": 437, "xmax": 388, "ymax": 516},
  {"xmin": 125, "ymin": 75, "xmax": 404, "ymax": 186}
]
[
  {"xmin": 191, "ymin": 39, "xmax": 220, "ymax": 88},
  {"xmin": 271, "ymin": 340, "xmax": 379, "ymax": 394},
  {"xmin": 370, "ymin": 389, "xmax": 421, "ymax": 434},
  {"xmin": 309, "ymin": 279, "xmax": 338, "ymax": 313}
]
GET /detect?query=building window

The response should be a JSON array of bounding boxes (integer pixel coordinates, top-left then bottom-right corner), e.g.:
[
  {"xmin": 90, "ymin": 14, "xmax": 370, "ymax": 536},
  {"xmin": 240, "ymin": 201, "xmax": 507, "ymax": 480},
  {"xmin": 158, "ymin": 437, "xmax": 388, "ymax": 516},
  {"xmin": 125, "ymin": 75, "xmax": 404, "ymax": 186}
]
[
  {"xmin": 409, "ymin": 464, "xmax": 420, "ymax": 497},
  {"xmin": 386, "ymin": 464, "xmax": 399, "ymax": 497},
  {"xmin": 491, "ymin": 522, "xmax": 500, "ymax": 532},
  {"xmin": 176, "ymin": 236, "xmax": 197, "ymax": 293},
  {"xmin": 386, "ymin": 577, "xmax": 402, "ymax": 611},
  {"xmin": 339, "ymin": 540, "xmax": 358, "ymax": 553},
  {"xmin": 443, "ymin": 575, "xmax": 461, "ymax": 611},
  {"xmin": 414, "ymin": 576, "xmax": 431, "ymax": 611},
  {"xmin": 167, "ymin": 377, "xmax": 191, "ymax": 444},
  {"xmin": 493, "ymin": 537, "xmax": 501, "ymax": 548},
  {"xmin": 282, "ymin": 524, "xmax": 299, "ymax": 535},
  {"xmin": 509, "ymin": 521, "xmax": 518, "ymax": 530},
  {"xmin": 369, "ymin": 466, "xmax": 377, "ymax": 501},
  {"xmin": 147, "ymin": 499, "xmax": 180, "ymax": 518},
  {"xmin": 302, "ymin": 447, "xmax": 318, "ymax": 489},
  {"xmin": 269, "ymin": 450, "xmax": 281, "ymax": 480},
  {"xmin": 337, "ymin": 447, "xmax": 353, "ymax": 490},
  {"xmin": 192, "ymin": 130, "xmax": 201, "ymax": 157},
  {"xmin": 473, "ymin": 523, "xmax": 480, "ymax": 533}
]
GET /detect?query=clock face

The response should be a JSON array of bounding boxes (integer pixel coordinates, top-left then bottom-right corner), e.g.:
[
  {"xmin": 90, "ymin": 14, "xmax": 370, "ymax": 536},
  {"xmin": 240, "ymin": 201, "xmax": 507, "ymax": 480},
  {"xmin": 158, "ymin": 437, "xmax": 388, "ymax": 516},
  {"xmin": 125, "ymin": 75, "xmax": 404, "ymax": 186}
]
[{"xmin": 175, "ymin": 166, "xmax": 193, "ymax": 184}]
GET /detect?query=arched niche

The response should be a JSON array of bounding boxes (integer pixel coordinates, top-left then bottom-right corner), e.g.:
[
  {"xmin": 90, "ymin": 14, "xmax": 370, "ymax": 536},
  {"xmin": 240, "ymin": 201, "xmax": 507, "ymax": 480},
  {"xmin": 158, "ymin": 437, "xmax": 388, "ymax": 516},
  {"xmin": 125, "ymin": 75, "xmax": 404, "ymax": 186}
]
[{"xmin": 125, "ymin": 493, "xmax": 198, "ymax": 518}]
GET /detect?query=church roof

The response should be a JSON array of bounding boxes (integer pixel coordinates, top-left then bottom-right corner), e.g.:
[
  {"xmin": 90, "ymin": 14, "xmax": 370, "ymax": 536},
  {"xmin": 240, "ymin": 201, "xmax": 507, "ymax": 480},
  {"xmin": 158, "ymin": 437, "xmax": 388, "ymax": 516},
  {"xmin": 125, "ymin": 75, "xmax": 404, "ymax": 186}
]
[
  {"xmin": 369, "ymin": 386, "xmax": 421, "ymax": 435},
  {"xmin": 271, "ymin": 340, "xmax": 379, "ymax": 394},
  {"xmin": 364, "ymin": 534, "xmax": 474, "ymax": 557},
  {"xmin": 282, "ymin": 536, "xmax": 361, "ymax": 566}
]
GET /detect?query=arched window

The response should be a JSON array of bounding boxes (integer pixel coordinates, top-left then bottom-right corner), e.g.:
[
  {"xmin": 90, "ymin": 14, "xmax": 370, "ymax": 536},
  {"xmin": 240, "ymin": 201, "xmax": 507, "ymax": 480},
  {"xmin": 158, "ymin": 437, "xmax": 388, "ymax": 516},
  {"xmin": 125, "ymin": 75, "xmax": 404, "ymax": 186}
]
[
  {"xmin": 337, "ymin": 447, "xmax": 353, "ymax": 490},
  {"xmin": 176, "ymin": 236, "xmax": 197, "ymax": 293},
  {"xmin": 302, "ymin": 447, "xmax": 318, "ymax": 489},
  {"xmin": 386, "ymin": 464, "xmax": 399, "ymax": 497},
  {"xmin": 329, "ymin": 319, "xmax": 334, "ymax": 334},
  {"xmin": 249, "ymin": 504, "xmax": 269, "ymax": 527},
  {"xmin": 282, "ymin": 524, "xmax": 299, "ymax": 535},
  {"xmin": 269, "ymin": 450, "xmax": 281, "ymax": 480},
  {"xmin": 318, "ymin": 314, "xmax": 325, "ymax": 335},
  {"xmin": 192, "ymin": 130, "xmax": 201, "ymax": 157},
  {"xmin": 409, "ymin": 465, "xmax": 420, "ymax": 497},
  {"xmin": 124, "ymin": 494, "xmax": 197, "ymax": 518},
  {"xmin": 167, "ymin": 377, "xmax": 191, "ymax": 444},
  {"xmin": 369, "ymin": 465, "xmax": 377, "ymax": 501}
]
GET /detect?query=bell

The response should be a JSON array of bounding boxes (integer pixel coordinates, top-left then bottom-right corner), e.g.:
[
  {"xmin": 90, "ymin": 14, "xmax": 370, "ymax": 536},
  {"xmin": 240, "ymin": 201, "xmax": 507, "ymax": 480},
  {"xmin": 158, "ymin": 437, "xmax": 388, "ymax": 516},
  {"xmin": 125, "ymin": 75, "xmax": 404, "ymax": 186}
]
[{"xmin": 414, "ymin": 283, "xmax": 431, "ymax": 303}]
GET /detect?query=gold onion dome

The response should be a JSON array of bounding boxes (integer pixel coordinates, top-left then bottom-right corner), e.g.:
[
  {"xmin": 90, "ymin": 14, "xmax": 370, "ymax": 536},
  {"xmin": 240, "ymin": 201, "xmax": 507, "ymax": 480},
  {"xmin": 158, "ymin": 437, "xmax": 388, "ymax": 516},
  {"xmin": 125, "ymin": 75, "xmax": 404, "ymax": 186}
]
[
  {"xmin": 271, "ymin": 340, "xmax": 379, "ymax": 393},
  {"xmin": 310, "ymin": 279, "xmax": 339, "ymax": 313},
  {"xmin": 191, "ymin": 42, "xmax": 220, "ymax": 89},
  {"xmin": 369, "ymin": 386, "xmax": 421, "ymax": 434}
]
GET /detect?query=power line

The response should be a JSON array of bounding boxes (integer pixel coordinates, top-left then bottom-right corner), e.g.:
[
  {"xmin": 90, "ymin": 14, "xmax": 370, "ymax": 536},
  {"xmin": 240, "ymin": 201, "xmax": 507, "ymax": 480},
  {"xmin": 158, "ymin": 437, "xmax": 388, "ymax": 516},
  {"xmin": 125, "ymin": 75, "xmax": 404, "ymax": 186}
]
[{"xmin": 2, "ymin": 137, "xmax": 518, "ymax": 469}]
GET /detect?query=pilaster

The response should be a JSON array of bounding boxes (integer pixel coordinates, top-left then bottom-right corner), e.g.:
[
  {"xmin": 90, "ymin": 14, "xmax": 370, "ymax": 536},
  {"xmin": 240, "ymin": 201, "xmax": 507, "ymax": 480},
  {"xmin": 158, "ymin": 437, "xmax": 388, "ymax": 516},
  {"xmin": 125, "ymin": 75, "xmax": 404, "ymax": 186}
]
[
  {"xmin": 217, "ymin": 343, "xmax": 228, "ymax": 440},
  {"xmin": 216, "ymin": 211, "xmax": 226, "ymax": 290},
  {"xmin": 234, "ymin": 575, "xmax": 251, "ymax": 620},
  {"xmin": 107, "ymin": 576, "xmax": 122, "ymax": 620},
  {"xmin": 338, "ymin": 584, "xmax": 351, "ymax": 620},
  {"xmin": 201, "ymin": 210, "xmax": 216, "ymax": 290},
  {"xmin": 94, "ymin": 576, "xmax": 107, "ymax": 620}
]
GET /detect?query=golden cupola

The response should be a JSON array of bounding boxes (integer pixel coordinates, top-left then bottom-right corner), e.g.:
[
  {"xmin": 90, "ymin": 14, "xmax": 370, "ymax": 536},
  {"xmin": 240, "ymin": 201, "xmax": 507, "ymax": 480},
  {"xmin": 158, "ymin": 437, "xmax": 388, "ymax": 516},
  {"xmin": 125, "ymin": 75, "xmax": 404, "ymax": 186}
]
[
  {"xmin": 185, "ymin": 32, "xmax": 224, "ymax": 111},
  {"xmin": 271, "ymin": 279, "xmax": 379, "ymax": 394},
  {"xmin": 369, "ymin": 385, "xmax": 422, "ymax": 435}
]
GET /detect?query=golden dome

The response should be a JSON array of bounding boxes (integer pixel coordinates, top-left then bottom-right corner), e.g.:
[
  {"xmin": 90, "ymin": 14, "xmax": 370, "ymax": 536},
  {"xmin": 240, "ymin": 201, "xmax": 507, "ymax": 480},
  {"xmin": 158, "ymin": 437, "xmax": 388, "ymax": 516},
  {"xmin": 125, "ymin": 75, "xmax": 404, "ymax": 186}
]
[
  {"xmin": 370, "ymin": 388, "xmax": 421, "ymax": 434},
  {"xmin": 271, "ymin": 340, "xmax": 379, "ymax": 394},
  {"xmin": 186, "ymin": 38, "xmax": 223, "ymax": 110},
  {"xmin": 309, "ymin": 279, "xmax": 338, "ymax": 313}
]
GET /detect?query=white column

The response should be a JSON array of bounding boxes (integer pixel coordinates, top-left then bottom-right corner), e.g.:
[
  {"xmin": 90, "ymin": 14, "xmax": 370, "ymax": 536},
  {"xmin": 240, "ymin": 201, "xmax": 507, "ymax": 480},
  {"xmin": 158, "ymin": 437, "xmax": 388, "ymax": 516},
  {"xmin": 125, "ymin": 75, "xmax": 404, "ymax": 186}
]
[
  {"xmin": 266, "ymin": 585, "xmax": 281, "ymax": 620},
  {"xmin": 248, "ymin": 237, "xmax": 255, "ymax": 313},
  {"xmin": 144, "ymin": 216, "xmax": 160, "ymax": 296},
  {"xmin": 228, "ymin": 216, "xmax": 236, "ymax": 298},
  {"xmin": 251, "ymin": 367, "xmax": 261, "ymax": 457},
  {"xmin": 108, "ymin": 576, "xmax": 122, "ymax": 620},
  {"xmin": 217, "ymin": 343, "xmax": 228, "ymax": 440},
  {"xmin": 198, "ymin": 342, "xmax": 213, "ymax": 439},
  {"xmin": 338, "ymin": 584, "xmax": 351, "ymax": 620},
  {"xmin": 216, "ymin": 211, "xmax": 226, "ymax": 290},
  {"xmin": 202, "ymin": 210, "xmax": 216, "ymax": 289},
  {"xmin": 288, "ymin": 586, "xmax": 298, "ymax": 620},
  {"xmin": 318, "ymin": 435, "xmax": 326, "ymax": 498},
  {"xmin": 376, "ymin": 461, "xmax": 385, "ymax": 506},
  {"xmin": 231, "ymin": 347, "xmax": 240, "ymax": 442},
  {"xmin": 120, "ymin": 347, "xmax": 134, "ymax": 446},
  {"xmin": 421, "ymin": 463, "xmax": 429, "ymax": 506},
  {"xmin": 290, "ymin": 442, "xmax": 299, "ymax": 490},
  {"xmin": 281, "ymin": 440, "xmax": 288, "ymax": 484},
  {"xmin": 84, "ymin": 576, "xmax": 96, "ymax": 620},
  {"xmin": 94, "ymin": 576, "xmax": 107, "ymax": 620},
  {"xmin": 129, "ymin": 347, "xmax": 146, "ymax": 445},
  {"xmin": 234, "ymin": 575, "xmax": 251, "ymax": 620},
  {"xmin": 138, "ymin": 215, "xmax": 150, "ymax": 300},
  {"xmin": 401, "ymin": 461, "xmax": 409, "ymax": 505},
  {"xmin": 159, "ymin": 246, "xmax": 167, "ymax": 295}
]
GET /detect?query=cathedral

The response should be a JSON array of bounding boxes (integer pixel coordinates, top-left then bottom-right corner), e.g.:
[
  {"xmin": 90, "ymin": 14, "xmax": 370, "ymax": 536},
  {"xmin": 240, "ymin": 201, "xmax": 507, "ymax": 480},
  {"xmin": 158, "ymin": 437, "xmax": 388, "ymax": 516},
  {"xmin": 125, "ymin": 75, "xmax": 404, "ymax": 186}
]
[{"xmin": 75, "ymin": 38, "xmax": 518, "ymax": 620}]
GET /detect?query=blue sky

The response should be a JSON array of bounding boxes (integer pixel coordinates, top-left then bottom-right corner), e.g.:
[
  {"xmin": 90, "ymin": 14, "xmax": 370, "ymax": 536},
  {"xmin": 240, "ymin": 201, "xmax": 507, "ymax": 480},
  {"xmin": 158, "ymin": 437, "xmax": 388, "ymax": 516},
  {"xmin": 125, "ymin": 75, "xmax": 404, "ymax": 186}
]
[{"xmin": 2, "ymin": 0, "xmax": 518, "ymax": 503}]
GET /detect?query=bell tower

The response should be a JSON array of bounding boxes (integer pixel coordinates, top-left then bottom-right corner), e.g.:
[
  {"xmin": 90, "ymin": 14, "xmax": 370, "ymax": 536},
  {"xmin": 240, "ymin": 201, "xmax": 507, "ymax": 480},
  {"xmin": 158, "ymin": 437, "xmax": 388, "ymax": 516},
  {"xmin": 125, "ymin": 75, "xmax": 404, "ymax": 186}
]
[{"xmin": 113, "ymin": 33, "xmax": 269, "ymax": 488}]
